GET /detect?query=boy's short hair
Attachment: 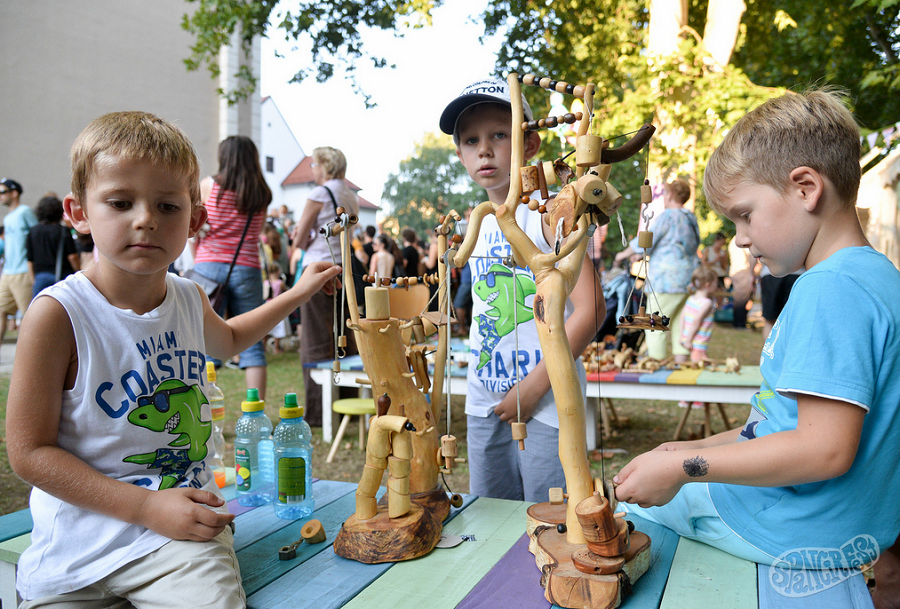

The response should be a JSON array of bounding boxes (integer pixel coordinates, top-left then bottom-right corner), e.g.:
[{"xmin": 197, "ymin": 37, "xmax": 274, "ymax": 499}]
[
  {"xmin": 664, "ymin": 178, "xmax": 691, "ymax": 205},
  {"xmin": 36, "ymin": 196, "xmax": 65, "ymax": 224},
  {"xmin": 71, "ymin": 111, "xmax": 201, "ymax": 207},
  {"xmin": 439, "ymin": 78, "xmax": 534, "ymax": 144},
  {"xmin": 401, "ymin": 227, "xmax": 417, "ymax": 244},
  {"xmin": 365, "ymin": 225, "xmax": 376, "ymax": 239},
  {"xmin": 312, "ymin": 146, "xmax": 347, "ymax": 180},
  {"xmin": 704, "ymin": 88, "xmax": 861, "ymax": 211}
]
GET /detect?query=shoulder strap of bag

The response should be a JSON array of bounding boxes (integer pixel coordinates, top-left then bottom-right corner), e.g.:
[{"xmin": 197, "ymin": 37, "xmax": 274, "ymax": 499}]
[
  {"xmin": 221, "ymin": 213, "xmax": 254, "ymax": 288},
  {"xmin": 322, "ymin": 185, "xmax": 339, "ymax": 214}
]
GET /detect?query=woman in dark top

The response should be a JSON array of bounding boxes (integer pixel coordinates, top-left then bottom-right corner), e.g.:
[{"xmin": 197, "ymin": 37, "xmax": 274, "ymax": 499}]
[{"xmin": 27, "ymin": 196, "xmax": 79, "ymax": 298}]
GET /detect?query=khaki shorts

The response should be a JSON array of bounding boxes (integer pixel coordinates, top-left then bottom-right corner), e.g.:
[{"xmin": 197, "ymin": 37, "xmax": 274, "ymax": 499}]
[
  {"xmin": 19, "ymin": 527, "xmax": 245, "ymax": 609},
  {"xmin": 0, "ymin": 272, "xmax": 33, "ymax": 315}
]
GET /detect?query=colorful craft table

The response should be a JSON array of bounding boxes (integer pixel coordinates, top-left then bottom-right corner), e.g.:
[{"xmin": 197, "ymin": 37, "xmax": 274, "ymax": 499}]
[
  {"xmin": 0, "ymin": 479, "xmax": 873, "ymax": 609},
  {"xmin": 308, "ymin": 351, "xmax": 763, "ymax": 449}
]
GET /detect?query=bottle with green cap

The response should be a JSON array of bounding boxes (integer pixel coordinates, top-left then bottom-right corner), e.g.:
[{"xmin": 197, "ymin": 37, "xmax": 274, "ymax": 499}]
[
  {"xmin": 234, "ymin": 388, "xmax": 275, "ymax": 506},
  {"xmin": 206, "ymin": 362, "xmax": 227, "ymax": 488},
  {"xmin": 273, "ymin": 392, "xmax": 314, "ymax": 519}
]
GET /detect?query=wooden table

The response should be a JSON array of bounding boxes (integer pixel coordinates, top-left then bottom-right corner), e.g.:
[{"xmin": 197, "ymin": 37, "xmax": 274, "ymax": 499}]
[
  {"xmin": 308, "ymin": 356, "xmax": 764, "ymax": 449},
  {"xmin": 0, "ymin": 479, "xmax": 873, "ymax": 609}
]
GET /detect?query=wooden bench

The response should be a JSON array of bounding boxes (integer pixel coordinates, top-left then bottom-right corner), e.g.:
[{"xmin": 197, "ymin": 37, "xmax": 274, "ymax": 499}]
[{"xmin": 0, "ymin": 482, "xmax": 875, "ymax": 609}]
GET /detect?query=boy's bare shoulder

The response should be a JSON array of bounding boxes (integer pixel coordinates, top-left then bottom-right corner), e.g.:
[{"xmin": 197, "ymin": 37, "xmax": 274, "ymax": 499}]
[{"xmin": 17, "ymin": 295, "xmax": 76, "ymax": 353}]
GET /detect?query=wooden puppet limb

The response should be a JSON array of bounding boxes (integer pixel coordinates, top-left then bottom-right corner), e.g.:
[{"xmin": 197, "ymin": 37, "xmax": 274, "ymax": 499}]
[
  {"xmin": 341, "ymin": 228, "xmax": 360, "ymax": 326},
  {"xmin": 531, "ymin": 271, "xmax": 594, "ymax": 546},
  {"xmin": 534, "ymin": 215, "xmax": 591, "ymax": 289},
  {"xmin": 452, "ymin": 200, "xmax": 496, "ymax": 268}
]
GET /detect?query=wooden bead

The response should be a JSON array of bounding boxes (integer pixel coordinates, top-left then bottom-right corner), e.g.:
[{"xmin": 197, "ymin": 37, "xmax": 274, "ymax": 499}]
[
  {"xmin": 641, "ymin": 181, "xmax": 653, "ymax": 204},
  {"xmin": 451, "ymin": 234, "xmax": 462, "ymax": 244},
  {"xmin": 520, "ymin": 195, "xmax": 530, "ymax": 204},
  {"xmin": 538, "ymin": 205, "xmax": 547, "ymax": 214},
  {"xmin": 540, "ymin": 77, "xmax": 551, "ymax": 88},
  {"xmin": 528, "ymin": 198, "xmax": 540, "ymax": 211},
  {"xmin": 538, "ymin": 118, "xmax": 546, "ymax": 128},
  {"xmin": 365, "ymin": 286, "xmax": 390, "ymax": 320},
  {"xmin": 542, "ymin": 161, "xmax": 557, "ymax": 187},
  {"xmin": 638, "ymin": 231, "xmax": 654, "ymax": 249},
  {"xmin": 548, "ymin": 487, "xmax": 565, "ymax": 505},
  {"xmin": 338, "ymin": 335, "xmax": 347, "ymax": 348},
  {"xmin": 408, "ymin": 276, "xmax": 418, "ymax": 286},
  {"xmin": 441, "ymin": 435, "xmax": 458, "ymax": 457},
  {"xmin": 573, "ymin": 85, "xmax": 585, "ymax": 98},
  {"xmin": 565, "ymin": 83, "xmax": 576, "ymax": 95},
  {"xmin": 450, "ymin": 493, "xmax": 464, "ymax": 508},
  {"xmin": 336, "ymin": 206, "xmax": 345, "ymax": 215},
  {"xmin": 554, "ymin": 81, "xmax": 568, "ymax": 93},
  {"xmin": 301, "ymin": 519, "xmax": 327, "ymax": 544},
  {"xmin": 511, "ymin": 421, "xmax": 527, "ymax": 451},
  {"xmin": 520, "ymin": 165, "xmax": 540, "ymax": 192},
  {"xmin": 563, "ymin": 113, "xmax": 576, "ymax": 124},
  {"xmin": 523, "ymin": 74, "xmax": 536, "ymax": 85},
  {"xmin": 546, "ymin": 116, "xmax": 558, "ymax": 128},
  {"xmin": 575, "ymin": 112, "xmax": 584, "ymax": 120},
  {"xmin": 380, "ymin": 278, "xmax": 392, "ymax": 287},
  {"xmin": 575, "ymin": 135, "xmax": 603, "ymax": 167}
]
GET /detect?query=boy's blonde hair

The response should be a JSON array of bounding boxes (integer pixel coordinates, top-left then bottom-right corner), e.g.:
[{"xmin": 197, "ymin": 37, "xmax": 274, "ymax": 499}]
[
  {"xmin": 690, "ymin": 266, "xmax": 719, "ymax": 292},
  {"xmin": 312, "ymin": 146, "xmax": 347, "ymax": 181},
  {"xmin": 704, "ymin": 88, "xmax": 860, "ymax": 211},
  {"xmin": 71, "ymin": 111, "xmax": 201, "ymax": 207},
  {"xmin": 664, "ymin": 178, "xmax": 691, "ymax": 205}
]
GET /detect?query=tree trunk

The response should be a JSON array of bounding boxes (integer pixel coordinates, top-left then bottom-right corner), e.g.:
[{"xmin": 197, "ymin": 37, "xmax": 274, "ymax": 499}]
[{"xmin": 703, "ymin": 0, "xmax": 746, "ymax": 67}]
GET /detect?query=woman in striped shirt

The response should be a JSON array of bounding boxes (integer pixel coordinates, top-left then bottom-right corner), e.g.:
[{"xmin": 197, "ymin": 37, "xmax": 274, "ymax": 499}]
[{"xmin": 193, "ymin": 136, "xmax": 272, "ymax": 397}]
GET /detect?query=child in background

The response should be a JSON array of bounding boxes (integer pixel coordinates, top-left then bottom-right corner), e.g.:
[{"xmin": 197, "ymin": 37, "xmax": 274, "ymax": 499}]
[
  {"xmin": 439, "ymin": 78, "xmax": 602, "ymax": 502},
  {"xmin": 614, "ymin": 89, "xmax": 900, "ymax": 574},
  {"xmin": 5, "ymin": 111, "xmax": 341, "ymax": 607},
  {"xmin": 678, "ymin": 266, "xmax": 718, "ymax": 409}
]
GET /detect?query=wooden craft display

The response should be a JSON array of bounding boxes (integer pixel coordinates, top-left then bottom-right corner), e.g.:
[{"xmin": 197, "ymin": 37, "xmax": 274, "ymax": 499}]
[
  {"xmin": 333, "ymin": 210, "xmax": 464, "ymax": 564},
  {"xmin": 446, "ymin": 73, "xmax": 656, "ymax": 608}
]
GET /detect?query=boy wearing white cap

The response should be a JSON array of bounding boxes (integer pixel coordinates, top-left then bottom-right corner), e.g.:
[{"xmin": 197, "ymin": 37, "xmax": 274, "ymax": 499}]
[{"xmin": 439, "ymin": 78, "xmax": 601, "ymax": 502}]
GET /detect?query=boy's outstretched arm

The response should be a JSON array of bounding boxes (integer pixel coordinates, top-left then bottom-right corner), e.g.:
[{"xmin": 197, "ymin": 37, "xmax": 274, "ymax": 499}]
[
  {"xmin": 203, "ymin": 260, "xmax": 341, "ymax": 359},
  {"xmin": 494, "ymin": 254, "xmax": 603, "ymax": 421},
  {"xmin": 6, "ymin": 298, "xmax": 234, "ymax": 541},
  {"xmin": 614, "ymin": 394, "xmax": 865, "ymax": 507}
]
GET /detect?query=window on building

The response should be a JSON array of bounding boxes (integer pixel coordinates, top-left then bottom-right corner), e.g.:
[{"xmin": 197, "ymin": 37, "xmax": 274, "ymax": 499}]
[{"xmin": 266, "ymin": 156, "xmax": 274, "ymax": 173}]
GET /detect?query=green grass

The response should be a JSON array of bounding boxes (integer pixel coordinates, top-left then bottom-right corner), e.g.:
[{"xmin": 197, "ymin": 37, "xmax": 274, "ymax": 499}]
[{"xmin": 0, "ymin": 323, "xmax": 765, "ymax": 516}]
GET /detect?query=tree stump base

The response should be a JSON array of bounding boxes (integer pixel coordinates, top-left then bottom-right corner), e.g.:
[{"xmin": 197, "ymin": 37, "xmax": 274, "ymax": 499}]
[
  {"xmin": 527, "ymin": 502, "xmax": 651, "ymax": 609},
  {"xmin": 334, "ymin": 486, "xmax": 450, "ymax": 564}
]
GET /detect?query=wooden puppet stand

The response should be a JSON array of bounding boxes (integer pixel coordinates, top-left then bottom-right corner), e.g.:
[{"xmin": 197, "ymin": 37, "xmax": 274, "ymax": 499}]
[
  {"xmin": 333, "ymin": 213, "xmax": 461, "ymax": 564},
  {"xmin": 448, "ymin": 73, "xmax": 656, "ymax": 608}
]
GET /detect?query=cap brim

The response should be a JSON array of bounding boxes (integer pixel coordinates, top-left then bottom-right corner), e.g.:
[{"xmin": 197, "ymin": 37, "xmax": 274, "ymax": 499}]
[{"xmin": 439, "ymin": 94, "xmax": 511, "ymax": 136}]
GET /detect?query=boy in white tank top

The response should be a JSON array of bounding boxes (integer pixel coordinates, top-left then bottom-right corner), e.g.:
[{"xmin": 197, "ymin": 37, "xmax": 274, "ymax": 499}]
[{"xmin": 6, "ymin": 112, "xmax": 342, "ymax": 607}]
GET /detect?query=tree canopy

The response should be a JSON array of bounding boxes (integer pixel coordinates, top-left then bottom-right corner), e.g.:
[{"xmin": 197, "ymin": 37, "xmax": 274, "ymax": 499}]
[{"xmin": 379, "ymin": 132, "xmax": 484, "ymax": 239}]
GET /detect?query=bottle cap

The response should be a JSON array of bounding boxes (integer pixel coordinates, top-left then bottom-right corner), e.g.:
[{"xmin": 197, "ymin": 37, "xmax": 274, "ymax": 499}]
[
  {"xmin": 206, "ymin": 361, "xmax": 217, "ymax": 383},
  {"xmin": 241, "ymin": 388, "xmax": 264, "ymax": 412},
  {"xmin": 280, "ymin": 392, "xmax": 305, "ymax": 419}
]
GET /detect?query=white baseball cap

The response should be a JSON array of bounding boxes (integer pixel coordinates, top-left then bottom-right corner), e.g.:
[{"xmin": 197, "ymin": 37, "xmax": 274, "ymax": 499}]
[{"xmin": 439, "ymin": 78, "xmax": 534, "ymax": 137}]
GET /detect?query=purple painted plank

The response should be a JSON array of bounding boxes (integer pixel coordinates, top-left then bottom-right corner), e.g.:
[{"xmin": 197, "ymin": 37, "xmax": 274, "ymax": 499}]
[
  {"xmin": 455, "ymin": 533, "xmax": 551, "ymax": 609},
  {"xmin": 614, "ymin": 372, "xmax": 645, "ymax": 383}
]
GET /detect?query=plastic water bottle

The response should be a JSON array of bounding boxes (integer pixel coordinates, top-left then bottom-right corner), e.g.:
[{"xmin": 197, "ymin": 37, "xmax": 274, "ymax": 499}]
[
  {"xmin": 234, "ymin": 388, "xmax": 275, "ymax": 506},
  {"xmin": 206, "ymin": 362, "xmax": 227, "ymax": 488},
  {"xmin": 273, "ymin": 393, "xmax": 314, "ymax": 519}
]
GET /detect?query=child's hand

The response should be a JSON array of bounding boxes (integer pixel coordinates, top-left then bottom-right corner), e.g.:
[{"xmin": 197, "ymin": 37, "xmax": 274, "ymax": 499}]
[
  {"xmin": 137, "ymin": 488, "xmax": 235, "ymax": 541},
  {"xmin": 494, "ymin": 386, "xmax": 539, "ymax": 423},
  {"xmin": 292, "ymin": 261, "xmax": 342, "ymax": 300},
  {"xmin": 613, "ymin": 450, "xmax": 685, "ymax": 508},
  {"xmin": 653, "ymin": 439, "xmax": 704, "ymax": 452},
  {"xmin": 680, "ymin": 339, "xmax": 692, "ymax": 351}
]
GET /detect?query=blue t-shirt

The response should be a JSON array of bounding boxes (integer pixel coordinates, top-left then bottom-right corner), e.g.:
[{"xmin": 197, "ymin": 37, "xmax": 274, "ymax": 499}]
[
  {"xmin": 710, "ymin": 247, "xmax": 900, "ymax": 561},
  {"xmin": 3, "ymin": 204, "xmax": 38, "ymax": 274}
]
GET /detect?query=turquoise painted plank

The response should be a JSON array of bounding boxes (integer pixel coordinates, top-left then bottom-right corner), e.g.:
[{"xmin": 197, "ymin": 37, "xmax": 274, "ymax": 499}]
[
  {"xmin": 659, "ymin": 538, "xmax": 757, "ymax": 609},
  {"xmin": 617, "ymin": 514, "xmax": 681, "ymax": 609},
  {"xmin": 344, "ymin": 498, "xmax": 530, "ymax": 609},
  {"xmin": 0, "ymin": 511, "xmax": 33, "ymax": 543},
  {"xmin": 696, "ymin": 366, "xmax": 763, "ymax": 387},
  {"xmin": 246, "ymin": 494, "xmax": 477, "ymax": 609},
  {"xmin": 757, "ymin": 564, "xmax": 874, "ymax": 608},
  {"xmin": 233, "ymin": 480, "xmax": 355, "ymax": 552}
]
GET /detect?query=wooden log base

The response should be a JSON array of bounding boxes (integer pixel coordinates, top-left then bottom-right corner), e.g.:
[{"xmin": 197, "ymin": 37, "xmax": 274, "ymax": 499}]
[
  {"xmin": 571, "ymin": 547, "xmax": 626, "ymax": 575},
  {"xmin": 334, "ymin": 501, "xmax": 442, "ymax": 564},
  {"xmin": 529, "ymin": 523, "xmax": 652, "ymax": 609}
]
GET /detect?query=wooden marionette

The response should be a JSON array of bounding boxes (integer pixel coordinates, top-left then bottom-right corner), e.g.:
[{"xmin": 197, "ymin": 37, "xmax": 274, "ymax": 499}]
[
  {"xmin": 617, "ymin": 180, "xmax": 671, "ymax": 333},
  {"xmin": 449, "ymin": 73, "xmax": 656, "ymax": 609},
  {"xmin": 333, "ymin": 211, "xmax": 467, "ymax": 564}
]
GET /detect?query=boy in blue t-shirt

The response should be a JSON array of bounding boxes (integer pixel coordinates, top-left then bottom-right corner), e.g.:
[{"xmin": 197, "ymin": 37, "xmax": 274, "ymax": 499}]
[{"xmin": 614, "ymin": 89, "xmax": 900, "ymax": 582}]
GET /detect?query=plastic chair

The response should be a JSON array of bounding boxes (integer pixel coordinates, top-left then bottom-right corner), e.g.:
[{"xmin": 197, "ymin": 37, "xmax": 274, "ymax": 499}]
[{"xmin": 325, "ymin": 397, "xmax": 377, "ymax": 463}]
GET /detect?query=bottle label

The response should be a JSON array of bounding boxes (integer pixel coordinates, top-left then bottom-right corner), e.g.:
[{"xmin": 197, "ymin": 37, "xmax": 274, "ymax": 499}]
[
  {"xmin": 235, "ymin": 446, "xmax": 252, "ymax": 491},
  {"xmin": 277, "ymin": 457, "xmax": 306, "ymax": 504}
]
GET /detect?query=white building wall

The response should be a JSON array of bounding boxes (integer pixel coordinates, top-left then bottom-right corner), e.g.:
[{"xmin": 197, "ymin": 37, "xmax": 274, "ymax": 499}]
[{"xmin": 261, "ymin": 99, "xmax": 305, "ymax": 213}]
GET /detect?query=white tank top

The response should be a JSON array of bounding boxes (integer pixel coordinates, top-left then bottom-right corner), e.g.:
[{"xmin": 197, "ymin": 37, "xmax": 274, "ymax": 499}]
[
  {"xmin": 17, "ymin": 272, "xmax": 225, "ymax": 599},
  {"xmin": 464, "ymin": 205, "xmax": 587, "ymax": 428}
]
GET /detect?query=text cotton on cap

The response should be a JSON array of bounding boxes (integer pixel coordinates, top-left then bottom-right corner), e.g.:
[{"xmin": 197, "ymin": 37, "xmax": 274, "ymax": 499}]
[{"xmin": 439, "ymin": 78, "xmax": 534, "ymax": 136}]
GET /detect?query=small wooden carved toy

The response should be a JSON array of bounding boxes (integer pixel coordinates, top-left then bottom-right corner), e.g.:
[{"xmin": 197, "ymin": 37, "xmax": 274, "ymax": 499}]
[
  {"xmin": 449, "ymin": 73, "xmax": 655, "ymax": 609},
  {"xmin": 333, "ymin": 212, "xmax": 464, "ymax": 564}
]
